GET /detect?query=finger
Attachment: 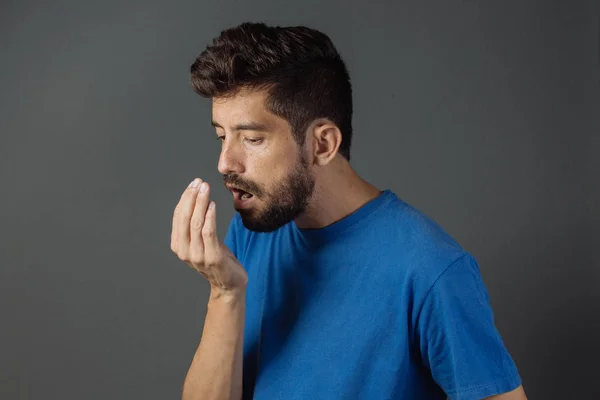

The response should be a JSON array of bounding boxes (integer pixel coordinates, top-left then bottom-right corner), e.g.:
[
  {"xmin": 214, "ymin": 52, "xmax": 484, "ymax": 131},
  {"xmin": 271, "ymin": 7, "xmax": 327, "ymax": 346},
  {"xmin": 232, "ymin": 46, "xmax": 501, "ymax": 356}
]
[
  {"xmin": 189, "ymin": 181, "xmax": 211, "ymax": 258},
  {"xmin": 174, "ymin": 178, "xmax": 202, "ymax": 253},
  {"xmin": 202, "ymin": 201, "xmax": 220, "ymax": 267}
]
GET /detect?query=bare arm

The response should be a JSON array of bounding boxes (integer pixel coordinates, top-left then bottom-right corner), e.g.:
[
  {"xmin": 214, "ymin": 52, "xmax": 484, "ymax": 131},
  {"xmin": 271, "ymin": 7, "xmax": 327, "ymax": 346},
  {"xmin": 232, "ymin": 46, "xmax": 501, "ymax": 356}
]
[
  {"xmin": 484, "ymin": 385, "xmax": 527, "ymax": 400},
  {"xmin": 182, "ymin": 288, "xmax": 245, "ymax": 400},
  {"xmin": 171, "ymin": 179, "xmax": 249, "ymax": 400}
]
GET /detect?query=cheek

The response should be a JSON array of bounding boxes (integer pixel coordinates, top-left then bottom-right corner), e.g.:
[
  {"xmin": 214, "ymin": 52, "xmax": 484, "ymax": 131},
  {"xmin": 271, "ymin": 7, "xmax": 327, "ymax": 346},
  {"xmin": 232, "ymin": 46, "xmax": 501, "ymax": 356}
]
[
  {"xmin": 251, "ymin": 141, "xmax": 300, "ymax": 185},
  {"xmin": 253, "ymin": 164, "xmax": 288, "ymax": 197}
]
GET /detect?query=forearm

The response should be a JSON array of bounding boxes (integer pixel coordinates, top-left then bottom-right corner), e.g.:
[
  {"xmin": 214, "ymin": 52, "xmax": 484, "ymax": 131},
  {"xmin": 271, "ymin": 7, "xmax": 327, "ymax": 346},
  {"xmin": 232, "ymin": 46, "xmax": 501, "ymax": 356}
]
[{"xmin": 182, "ymin": 288, "xmax": 246, "ymax": 400}]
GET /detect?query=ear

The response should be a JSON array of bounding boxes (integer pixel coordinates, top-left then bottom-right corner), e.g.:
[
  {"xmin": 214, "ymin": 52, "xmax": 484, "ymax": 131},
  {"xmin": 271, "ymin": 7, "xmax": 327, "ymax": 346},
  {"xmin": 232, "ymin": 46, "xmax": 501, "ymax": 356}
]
[{"xmin": 309, "ymin": 119, "xmax": 342, "ymax": 166}]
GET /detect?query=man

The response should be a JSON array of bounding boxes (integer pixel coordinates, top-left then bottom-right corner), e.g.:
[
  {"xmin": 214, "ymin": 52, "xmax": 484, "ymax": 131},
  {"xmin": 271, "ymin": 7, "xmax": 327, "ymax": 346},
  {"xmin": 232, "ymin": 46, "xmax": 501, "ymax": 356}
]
[{"xmin": 171, "ymin": 22, "xmax": 527, "ymax": 400}]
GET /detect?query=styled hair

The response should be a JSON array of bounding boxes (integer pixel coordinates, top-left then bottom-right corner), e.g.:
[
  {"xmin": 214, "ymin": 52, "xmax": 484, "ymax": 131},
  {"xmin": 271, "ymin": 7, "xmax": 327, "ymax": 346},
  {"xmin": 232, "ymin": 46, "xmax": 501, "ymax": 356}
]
[{"xmin": 190, "ymin": 22, "xmax": 353, "ymax": 160}]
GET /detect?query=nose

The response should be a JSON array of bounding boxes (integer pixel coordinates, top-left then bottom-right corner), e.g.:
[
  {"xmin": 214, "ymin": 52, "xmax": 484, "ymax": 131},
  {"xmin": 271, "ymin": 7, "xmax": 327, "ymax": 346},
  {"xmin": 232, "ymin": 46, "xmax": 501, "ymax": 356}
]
[{"xmin": 217, "ymin": 140, "xmax": 245, "ymax": 176}]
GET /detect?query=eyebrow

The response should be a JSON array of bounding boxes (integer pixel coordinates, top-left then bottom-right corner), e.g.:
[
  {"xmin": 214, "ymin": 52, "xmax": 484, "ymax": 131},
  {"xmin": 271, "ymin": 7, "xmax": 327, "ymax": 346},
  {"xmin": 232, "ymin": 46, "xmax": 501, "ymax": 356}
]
[{"xmin": 211, "ymin": 120, "xmax": 271, "ymax": 132}]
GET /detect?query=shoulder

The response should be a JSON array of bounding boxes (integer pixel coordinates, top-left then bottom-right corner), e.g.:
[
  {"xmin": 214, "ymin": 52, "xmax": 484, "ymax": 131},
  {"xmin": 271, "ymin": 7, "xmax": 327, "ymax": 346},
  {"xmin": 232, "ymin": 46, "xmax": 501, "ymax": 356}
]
[
  {"xmin": 391, "ymin": 196, "xmax": 463, "ymax": 252},
  {"xmin": 362, "ymin": 193, "xmax": 485, "ymax": 319},
  {"xmin": 376, "ymin": 194, "xmax": 468, "ymax": 275}
]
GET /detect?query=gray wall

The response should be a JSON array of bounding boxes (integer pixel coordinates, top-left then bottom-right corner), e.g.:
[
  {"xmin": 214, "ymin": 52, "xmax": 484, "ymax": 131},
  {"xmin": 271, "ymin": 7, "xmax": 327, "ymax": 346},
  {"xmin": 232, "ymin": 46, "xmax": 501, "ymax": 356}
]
[{"xmin": 1, "ymin": 0, "xmax": 598, "ymax": 399}]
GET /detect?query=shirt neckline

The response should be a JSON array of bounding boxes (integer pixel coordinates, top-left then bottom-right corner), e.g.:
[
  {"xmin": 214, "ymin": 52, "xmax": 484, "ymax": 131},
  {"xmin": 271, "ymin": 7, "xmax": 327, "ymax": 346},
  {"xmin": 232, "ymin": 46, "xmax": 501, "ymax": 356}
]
[{"xmin": 291, "ymin": 189, "xmax": 395, "ymax": 247}]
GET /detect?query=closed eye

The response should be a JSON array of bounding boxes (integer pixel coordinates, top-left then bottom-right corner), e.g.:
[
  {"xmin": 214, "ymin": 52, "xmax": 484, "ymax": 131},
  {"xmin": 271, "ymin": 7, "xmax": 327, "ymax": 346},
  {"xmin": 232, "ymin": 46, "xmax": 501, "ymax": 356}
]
[{"xmin": 245, "ymin": 138, "xmax": 264, "ymax": 145}]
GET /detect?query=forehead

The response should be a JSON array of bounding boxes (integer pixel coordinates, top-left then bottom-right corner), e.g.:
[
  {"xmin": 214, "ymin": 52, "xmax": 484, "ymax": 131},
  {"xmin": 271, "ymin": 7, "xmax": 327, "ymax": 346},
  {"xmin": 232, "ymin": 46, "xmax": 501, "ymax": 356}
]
[{"xmin": 212, "ymin": 89, "xmax": 284, "ymax": 130}]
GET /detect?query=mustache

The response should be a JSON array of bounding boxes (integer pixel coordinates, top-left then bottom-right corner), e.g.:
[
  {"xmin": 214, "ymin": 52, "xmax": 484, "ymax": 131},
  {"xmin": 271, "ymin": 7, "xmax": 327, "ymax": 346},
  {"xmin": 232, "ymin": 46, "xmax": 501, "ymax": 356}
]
[{"xmin": 223, "ymin": 173, "xmax": 262, "ymax": 196}]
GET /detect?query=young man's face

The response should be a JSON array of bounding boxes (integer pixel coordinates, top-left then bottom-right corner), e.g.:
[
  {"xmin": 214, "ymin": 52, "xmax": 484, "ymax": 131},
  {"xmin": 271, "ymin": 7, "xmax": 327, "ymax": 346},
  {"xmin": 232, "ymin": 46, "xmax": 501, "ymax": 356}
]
[{"xmin": 212, "ymin": 89, "xmax": 315, "ymax": 232}]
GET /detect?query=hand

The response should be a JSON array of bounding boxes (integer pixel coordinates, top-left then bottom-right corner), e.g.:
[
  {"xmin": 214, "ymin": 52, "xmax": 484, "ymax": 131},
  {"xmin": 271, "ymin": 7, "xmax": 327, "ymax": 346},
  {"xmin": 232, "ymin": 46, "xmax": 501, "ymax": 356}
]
[{"xmin": 171, "ymin": 178, "xmax": 248, "ymax": 294}]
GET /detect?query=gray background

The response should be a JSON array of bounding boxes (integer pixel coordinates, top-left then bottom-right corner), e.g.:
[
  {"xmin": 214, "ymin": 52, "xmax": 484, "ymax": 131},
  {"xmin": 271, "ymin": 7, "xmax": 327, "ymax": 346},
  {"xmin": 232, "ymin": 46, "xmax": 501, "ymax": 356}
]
[{"xmin": 1, "ymin": 0, "xmax": 598, "ymax": 399}]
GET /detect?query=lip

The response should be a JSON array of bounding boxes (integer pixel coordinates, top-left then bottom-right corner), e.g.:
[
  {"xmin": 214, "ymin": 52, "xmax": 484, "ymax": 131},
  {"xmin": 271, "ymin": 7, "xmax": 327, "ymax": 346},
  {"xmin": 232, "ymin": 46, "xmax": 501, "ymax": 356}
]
[{"xmin": 229, "ymin": 188, "xmax": 254, "ymax": 209}]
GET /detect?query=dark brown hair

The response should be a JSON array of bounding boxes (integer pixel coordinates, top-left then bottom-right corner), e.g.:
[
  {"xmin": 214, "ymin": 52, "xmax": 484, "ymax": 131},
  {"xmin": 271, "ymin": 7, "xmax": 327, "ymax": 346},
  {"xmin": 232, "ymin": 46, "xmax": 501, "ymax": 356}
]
[{"xmin": 190, "ymin": 22, "xmax": 353, "ymax": 160}]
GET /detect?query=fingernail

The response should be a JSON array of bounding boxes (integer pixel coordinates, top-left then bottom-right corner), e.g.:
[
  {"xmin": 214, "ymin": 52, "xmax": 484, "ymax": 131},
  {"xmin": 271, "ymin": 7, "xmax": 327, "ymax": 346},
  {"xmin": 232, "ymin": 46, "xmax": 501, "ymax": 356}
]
[
  {"xmin": 209, "ymin": 202, "xmax": 214, "ymax": 209},
  {"xmin": 189, "ymin": 179, "xmax": 200, "ymax": 188},
  {"xmin": 200, "ymin": 182, "xmax": 208, "ymax": 193}
]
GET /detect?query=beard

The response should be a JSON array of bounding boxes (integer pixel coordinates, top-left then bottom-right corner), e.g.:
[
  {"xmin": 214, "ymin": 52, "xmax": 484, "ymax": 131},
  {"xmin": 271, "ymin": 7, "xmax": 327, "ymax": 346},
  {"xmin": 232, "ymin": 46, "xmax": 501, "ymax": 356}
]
[{"xmin": 223, "ymin": 152, "xmax": 315, "ymax": 233}]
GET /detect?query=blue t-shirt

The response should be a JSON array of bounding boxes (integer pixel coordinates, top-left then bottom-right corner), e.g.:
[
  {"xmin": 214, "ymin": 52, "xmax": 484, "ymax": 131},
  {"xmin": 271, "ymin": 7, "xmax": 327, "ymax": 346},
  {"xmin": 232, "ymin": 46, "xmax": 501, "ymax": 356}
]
[{"xmin": 224, "ymin": 190, "xmax": 521, "ymax": 400}]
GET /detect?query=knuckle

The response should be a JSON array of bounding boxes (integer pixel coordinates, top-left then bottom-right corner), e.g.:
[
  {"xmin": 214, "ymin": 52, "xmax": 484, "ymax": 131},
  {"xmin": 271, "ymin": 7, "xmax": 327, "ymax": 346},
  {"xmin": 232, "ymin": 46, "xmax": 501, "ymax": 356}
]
[
  {"xmin": 191, "ymin": 217, "xmax": 204, "ymax": 231},
  {"xmin": 176, "ymin": 211, "xmax": 191, "ymax": 223},
  {"xmin": 202, "ymin": 224, "xmax": 215, "ymax": 236},
  {"xmin": 208, "ymin": 247, "xmax": 223, "ymax": 264},
  {"xmin": 173, "ymin": 206, "xmax": 182, "ymax": 218},
  {"xmin": 203, "ymin": 259, "xmax": 215, "ymax": 269},
  {"xmin": 189, "ymin": 252, "xmax": 204, "ymax": 266},
  {"xmin": 204, "ymin": 255, "xmax": 220, "ymax": 268},
  {"xmin": 174, "ymin": 248, "xmax": 190, "ymax": 263}
]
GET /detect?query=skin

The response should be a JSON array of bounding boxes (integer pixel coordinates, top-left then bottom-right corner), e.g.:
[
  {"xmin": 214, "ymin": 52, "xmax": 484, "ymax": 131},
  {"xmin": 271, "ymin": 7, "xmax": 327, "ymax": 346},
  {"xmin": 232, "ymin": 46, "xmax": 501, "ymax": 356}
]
[
  {"xmin": 172, "ymin": 179, "xmax": 247, "ymax": 400},
  {"xmin": 172, "ymin": 88, "xmax": 527, "ymax": 400},
  {"xmin": 212, "ymin": 88, "xmax": 381, "ymax": 232},
  {"xmin": 486, "ymin": 386, "xmax": 528, "ymax": 400}
]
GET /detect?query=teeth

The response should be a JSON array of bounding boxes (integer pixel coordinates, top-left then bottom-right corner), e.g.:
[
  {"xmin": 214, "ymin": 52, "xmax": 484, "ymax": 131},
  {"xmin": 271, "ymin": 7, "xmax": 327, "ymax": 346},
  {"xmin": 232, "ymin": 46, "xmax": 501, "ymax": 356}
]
[{"xmin": 241, "ymin": 192, "xmax": 251, "ymax": 200}]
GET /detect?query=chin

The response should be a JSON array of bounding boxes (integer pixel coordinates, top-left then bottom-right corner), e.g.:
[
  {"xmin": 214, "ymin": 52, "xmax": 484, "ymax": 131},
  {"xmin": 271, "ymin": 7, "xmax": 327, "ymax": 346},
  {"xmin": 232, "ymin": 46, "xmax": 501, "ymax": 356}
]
[
  {"xmin": 238, "ymin": 208, "xmax": 294, "ymax": 233},
  {"xmin": 239, "ymin": 217, "xmax": 283, "ymax": 233}
]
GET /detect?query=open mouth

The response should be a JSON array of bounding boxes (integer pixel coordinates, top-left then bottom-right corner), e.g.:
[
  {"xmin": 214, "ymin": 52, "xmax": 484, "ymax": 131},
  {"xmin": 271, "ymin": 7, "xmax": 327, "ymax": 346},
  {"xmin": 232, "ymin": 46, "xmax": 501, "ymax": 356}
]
[
  {"xmin": 232, "ymin": 188, "xmax": 254, "ymax": 200},
  {"xmin": 229, "ymin": 187, "xmax": 255, "ymax": 208}
]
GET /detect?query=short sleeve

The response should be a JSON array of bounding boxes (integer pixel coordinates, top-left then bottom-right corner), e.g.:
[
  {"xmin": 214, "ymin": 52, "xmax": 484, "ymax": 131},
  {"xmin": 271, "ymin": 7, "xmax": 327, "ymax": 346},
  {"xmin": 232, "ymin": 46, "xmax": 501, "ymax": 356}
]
[{"xmin": 416, "ymin": 254, "xmax": 522, "ymax": 400}]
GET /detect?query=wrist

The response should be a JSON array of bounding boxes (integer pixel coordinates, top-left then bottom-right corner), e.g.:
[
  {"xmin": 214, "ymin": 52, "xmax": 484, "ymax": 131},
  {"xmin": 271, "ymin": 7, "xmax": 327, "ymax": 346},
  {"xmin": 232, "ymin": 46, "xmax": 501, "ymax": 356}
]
[{"xmin": 209, "ymin": 285, "xmax": 246, "ymax": 304}]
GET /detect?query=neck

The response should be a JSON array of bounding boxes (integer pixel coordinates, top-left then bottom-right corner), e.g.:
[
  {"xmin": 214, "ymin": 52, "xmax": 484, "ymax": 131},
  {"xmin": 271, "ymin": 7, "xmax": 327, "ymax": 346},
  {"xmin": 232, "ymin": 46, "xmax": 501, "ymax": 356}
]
[{"xmin": 293, "ymin": 157, "xmax": 382, "ymax": 230}]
